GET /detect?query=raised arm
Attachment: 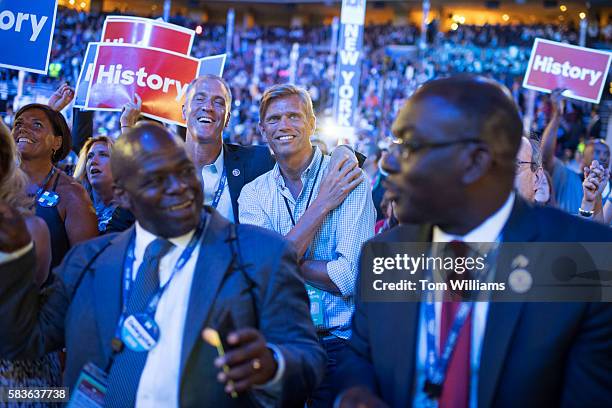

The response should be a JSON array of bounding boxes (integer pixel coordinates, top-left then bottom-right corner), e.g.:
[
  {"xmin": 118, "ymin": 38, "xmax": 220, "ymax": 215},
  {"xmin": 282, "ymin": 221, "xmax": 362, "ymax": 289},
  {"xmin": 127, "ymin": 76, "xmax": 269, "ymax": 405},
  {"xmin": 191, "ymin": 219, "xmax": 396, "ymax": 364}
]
[{"xmin": 541, "ymin": 89, "xmax": 565, "ymax": 175}]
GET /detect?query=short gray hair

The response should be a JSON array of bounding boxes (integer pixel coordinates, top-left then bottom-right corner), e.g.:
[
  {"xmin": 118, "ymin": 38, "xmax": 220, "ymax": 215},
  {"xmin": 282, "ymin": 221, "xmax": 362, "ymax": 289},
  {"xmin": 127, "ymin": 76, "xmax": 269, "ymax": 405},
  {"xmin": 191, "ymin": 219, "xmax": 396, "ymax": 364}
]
[{"xmin": 184, "ymin": 75, "xmax": 233, "ymax": 111}]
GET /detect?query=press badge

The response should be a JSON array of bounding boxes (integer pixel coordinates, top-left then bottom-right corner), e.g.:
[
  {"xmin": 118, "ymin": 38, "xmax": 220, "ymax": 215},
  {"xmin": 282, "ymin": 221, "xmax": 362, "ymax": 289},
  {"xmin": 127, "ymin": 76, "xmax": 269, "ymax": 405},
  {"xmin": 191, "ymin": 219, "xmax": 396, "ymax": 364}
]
[
  {"xmin": 67, "ymin": 362, "xmax": 107, "ymax": 408},
  {"xmin": 305, "ymin": 284, "xmax": 325, "ymax": 327}
]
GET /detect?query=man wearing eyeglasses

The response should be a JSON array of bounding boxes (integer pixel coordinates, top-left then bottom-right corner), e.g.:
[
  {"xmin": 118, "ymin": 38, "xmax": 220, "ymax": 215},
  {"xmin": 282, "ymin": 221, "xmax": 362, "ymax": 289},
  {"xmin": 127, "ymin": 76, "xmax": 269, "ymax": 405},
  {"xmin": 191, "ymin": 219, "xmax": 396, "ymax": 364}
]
[
  {"xmin": 335, "ymin": 75, "xmax": 612, "ymax": 408},
  {"xmin": 515, "ymin": 136, "xmax": 551, "ymax": 204}
]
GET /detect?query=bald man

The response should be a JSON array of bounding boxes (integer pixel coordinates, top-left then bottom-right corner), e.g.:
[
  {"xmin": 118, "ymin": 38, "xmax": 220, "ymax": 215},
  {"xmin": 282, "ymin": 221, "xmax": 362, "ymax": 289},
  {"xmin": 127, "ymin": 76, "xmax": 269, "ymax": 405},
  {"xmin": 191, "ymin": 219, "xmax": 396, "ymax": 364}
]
[
  {"xmin": 0, "ymin": 123, "xmax": 325, "ymax": 407},
  {"xmin": 335, "ymin": 76, "xmax": 612, "ymax": 408}
]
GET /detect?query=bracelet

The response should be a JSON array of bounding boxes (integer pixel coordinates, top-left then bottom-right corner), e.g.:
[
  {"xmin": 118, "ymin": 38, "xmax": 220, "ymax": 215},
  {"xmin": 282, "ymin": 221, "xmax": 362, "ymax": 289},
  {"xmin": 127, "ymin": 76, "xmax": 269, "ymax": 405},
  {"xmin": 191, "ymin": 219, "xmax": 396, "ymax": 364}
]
[{"xmin": 578, "ymin": 208, "xmax": 594, "ymax": 217}]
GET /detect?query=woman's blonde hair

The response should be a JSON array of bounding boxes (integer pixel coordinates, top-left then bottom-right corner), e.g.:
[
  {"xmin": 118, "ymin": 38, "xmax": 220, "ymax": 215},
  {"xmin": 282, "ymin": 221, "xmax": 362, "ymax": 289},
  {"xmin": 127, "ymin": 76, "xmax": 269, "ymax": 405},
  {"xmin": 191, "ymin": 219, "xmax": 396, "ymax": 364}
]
[
  {"xmin": 0, "ymin": 121, "xmax": 33, "ymax": 213},
  {"xmin": 73, "ymin": 136, "xmax": 114, "ymax": 197}
]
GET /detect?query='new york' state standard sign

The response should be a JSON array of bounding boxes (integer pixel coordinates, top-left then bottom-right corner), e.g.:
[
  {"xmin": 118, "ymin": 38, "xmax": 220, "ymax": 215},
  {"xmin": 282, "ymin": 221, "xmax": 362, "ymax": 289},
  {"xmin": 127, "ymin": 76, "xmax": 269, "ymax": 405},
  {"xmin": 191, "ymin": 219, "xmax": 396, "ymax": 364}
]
[{"xmin": 523, "ymin": 38, "xmax": 611, "ymax": 104}]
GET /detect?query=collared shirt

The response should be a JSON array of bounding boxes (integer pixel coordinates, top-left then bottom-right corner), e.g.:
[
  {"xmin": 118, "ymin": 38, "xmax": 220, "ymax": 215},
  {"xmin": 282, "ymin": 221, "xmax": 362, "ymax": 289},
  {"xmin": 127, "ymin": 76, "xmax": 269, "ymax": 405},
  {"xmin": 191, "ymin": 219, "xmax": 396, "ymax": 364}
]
[
  {"xmin": 200, "ymin": 146, "xmax": 234, "ymax": 222},
  {"xmin": 413, "ymin": 192, "xmax": 515, "ymax": 408},
  {"xmin": 133, "ymin": 222, "xmax": 200, "ymax": 408},
  {"xmin": 133, "ymin": 221, "xmax": 283, "ymax": 407},
  {"xmin": 238, "ymin": 147, "xmax": 376, "ymax": 339}
]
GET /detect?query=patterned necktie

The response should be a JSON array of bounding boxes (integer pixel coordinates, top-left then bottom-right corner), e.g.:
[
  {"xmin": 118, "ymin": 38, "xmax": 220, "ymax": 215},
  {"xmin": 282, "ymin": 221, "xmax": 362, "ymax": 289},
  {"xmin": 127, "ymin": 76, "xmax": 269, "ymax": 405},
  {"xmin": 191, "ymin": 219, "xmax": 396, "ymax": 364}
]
[
  {"xmin": 439, "ymin": 240, "xmax": 472, "ymax": 408},
  {"xmin": 105, "ymin": 238, "xmax": 175, "ymax": 408}
]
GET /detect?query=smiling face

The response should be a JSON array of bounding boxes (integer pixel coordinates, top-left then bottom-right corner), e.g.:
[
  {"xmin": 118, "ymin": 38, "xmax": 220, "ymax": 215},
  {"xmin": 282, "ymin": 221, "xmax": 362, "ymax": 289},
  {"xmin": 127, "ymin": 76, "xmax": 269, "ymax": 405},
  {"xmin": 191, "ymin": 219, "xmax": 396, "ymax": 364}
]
[
  {"xmin": 86, "ymin": 141, "xmax": 113, "ymax": 192},
  {"xmin": 13, "ymin": 109, "xmax": 62, "ymax": 163},
  {"xmin": 259, "ymin": 94, "xmax": 315, "ymax": 161},
  {"xmin": 182, "ymin": 77, "xmax": 230, "ymax": 145},
  {"xmin": 113, "ymin": 125, "xmax": 204, "ymax": 238}
]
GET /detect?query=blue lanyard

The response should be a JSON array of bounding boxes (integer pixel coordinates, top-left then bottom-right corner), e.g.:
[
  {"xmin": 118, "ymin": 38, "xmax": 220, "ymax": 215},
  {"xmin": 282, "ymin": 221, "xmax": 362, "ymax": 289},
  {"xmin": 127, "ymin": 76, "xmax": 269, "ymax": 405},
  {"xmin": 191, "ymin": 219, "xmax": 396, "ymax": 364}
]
[
  {"xmin": 115, "ymin": 216, "xmax": 206, "ymax": 337},
  {"xmin": 423, "ymin": 241, "xmax": 501, "ymax": 394},
  {"xmin": 424, "ymin": 292, "xmax": 473, "ymax": 387},
  {"xmin": 35, "ymin": 167, "xmax": 56, "ymax": 199},
  {"xmin": 211, "ymin": 167, "xmax": 227, "ymax": 209}
]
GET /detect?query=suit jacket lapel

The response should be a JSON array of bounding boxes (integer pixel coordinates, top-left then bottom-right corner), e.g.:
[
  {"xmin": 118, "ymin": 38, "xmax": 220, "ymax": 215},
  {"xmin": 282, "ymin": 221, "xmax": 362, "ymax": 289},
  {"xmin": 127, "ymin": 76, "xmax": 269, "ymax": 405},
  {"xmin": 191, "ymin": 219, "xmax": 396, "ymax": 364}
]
[
  {"xmin": 92, "ymin": 227, "xmax": 134, "ymax": 360},
  {"xmin": 223, "ymin": 144, "xmax": 245, "ymax": 221},
  {"xmin": 180, "ymin": 209, "xmax": 233, "ymax": 375},
  {"xmin": 383, "ymin": 224, "xmax": 430, "ymax": 405},
  {"xmin": 478, "ymin": 197, "xmax": 538, "ymax": 408}
]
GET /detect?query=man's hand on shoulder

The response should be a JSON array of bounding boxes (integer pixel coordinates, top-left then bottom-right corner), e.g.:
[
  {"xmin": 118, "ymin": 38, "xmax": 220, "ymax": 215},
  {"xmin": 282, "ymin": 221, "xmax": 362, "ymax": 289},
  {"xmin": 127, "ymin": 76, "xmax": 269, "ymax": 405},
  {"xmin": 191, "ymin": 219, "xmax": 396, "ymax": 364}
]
[
  {"xmin": 335, "ymin": 386, "xmax": 388, "ymax": 408},
  {"xmin": 210, "ymin": 327, "xmax": 278, "ymax": 394},
  {"xmin": 0, "ymin": 201, "xmax": 31, "ymax": 253},
  {"xmin": 315, "ymin": 155, "xmax": 363, "ymax": 213}
]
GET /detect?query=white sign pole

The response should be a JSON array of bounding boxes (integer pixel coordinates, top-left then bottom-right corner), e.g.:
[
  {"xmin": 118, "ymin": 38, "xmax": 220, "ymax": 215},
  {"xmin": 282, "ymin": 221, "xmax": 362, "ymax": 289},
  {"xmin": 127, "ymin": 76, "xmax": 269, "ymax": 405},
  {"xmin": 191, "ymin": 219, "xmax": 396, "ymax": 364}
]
[
  {"xmin": 163, "ymin": 0, "xmax": 171, "ymax": 22},
  {"xmin": 289, "ymin": 43, "xmax": 300, "ymax": 84}
]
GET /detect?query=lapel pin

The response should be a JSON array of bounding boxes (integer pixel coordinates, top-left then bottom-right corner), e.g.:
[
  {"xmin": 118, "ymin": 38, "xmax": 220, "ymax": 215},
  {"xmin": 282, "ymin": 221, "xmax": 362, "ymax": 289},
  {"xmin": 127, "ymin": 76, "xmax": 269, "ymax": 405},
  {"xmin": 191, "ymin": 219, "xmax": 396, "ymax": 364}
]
[
  {"xmin": 508, "ymin": 268, "xmax": 532, "ymax": 294},
  {"xmin": 511, "ymin": 254, "xmax": 529, "ymax": 269},
  {"xmin": 232, "ymin": 169, "xmax": 240, "ymax": 177}
]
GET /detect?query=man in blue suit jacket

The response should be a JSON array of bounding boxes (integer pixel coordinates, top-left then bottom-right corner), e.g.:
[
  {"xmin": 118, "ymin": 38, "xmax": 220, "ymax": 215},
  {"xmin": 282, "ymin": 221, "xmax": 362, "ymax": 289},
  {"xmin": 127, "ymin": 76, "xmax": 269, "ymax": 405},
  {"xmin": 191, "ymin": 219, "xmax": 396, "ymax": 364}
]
[
  {"xmin": 0, "ymin": 123, "xmax": 325, "ymax": 407},
  {"xmin": 335, "ymin": 76, "xmax": 612, "ymax": 408}
]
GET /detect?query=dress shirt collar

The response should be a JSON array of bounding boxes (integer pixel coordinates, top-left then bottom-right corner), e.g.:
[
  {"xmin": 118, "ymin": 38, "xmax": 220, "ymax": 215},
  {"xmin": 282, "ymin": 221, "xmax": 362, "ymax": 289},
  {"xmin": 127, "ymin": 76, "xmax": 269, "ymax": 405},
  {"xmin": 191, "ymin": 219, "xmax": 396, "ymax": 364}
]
[
  {"xmin": 273, "ymin": 146, "xmax": 323, "ymax": 188},
  {"xmin": 134, "ymin": 222, "xmax": 195, "ymax": 257},
  {"xmin": 201, "ymin": 145, "xmax": 224, "ymax": 176},
  {"xmin": 432, "ymin": 192, "xmax": 515, "ymax": 244}
]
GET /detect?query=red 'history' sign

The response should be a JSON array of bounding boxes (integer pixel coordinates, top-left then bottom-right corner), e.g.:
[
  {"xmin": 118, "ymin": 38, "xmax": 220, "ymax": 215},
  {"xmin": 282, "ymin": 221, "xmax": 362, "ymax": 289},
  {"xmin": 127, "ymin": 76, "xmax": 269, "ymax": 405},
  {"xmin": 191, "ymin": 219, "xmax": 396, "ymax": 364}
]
[
  {"xmin": 85, "ymin": 43, "xmax": 200, "ymax": 126},
  {"xmin": 523, "ymin": 38, "xmax": 611, "ymax": 104},
  {"xmin": 102, "ymin": 16, "xmax": 195, "ymax": 55}
]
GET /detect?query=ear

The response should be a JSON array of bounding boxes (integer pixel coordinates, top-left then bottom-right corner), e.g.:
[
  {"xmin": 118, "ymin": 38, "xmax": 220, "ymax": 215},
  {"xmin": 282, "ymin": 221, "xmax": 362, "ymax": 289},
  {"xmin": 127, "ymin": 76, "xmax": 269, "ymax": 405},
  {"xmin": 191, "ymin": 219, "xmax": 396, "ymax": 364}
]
[
  {"xmin": 224, "ymin": 110, "xmax": 231, "ymax": 129},
  {"xmin": 182, "ymin": 103, "xmax": 188, "ymax": 121},
  {"xmin": 52, "ymin": 135, "xmax": 62, "ymax": 152},
  {"xmin": 258, "ymin": 122, "xmax": 269, "ymax": 143},
  {"xmin": 461, "ymin": 144, "xmax": 492, "ymax": 184},
  {"xmin": 112, "ymin": 183, "xmax": 132, "ymax": 211},
  {"xmin": 308, "ymin": 115, "xmax": 317, "ymax": 136}
]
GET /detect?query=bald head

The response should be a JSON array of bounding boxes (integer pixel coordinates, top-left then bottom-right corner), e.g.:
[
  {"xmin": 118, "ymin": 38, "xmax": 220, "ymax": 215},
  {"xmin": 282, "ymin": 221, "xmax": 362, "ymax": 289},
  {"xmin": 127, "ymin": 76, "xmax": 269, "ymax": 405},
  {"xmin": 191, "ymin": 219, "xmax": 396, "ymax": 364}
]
[
  {"xmin": 394, "ymin": 75, "xmax": 523, "ymax": 170},
  {"xmin": 111, "ymin": 122, "xmax": 203, "ymax": 237},
  {"xmin": 111, "ymin": 122, "xmax": 184, "ymax": 183}
]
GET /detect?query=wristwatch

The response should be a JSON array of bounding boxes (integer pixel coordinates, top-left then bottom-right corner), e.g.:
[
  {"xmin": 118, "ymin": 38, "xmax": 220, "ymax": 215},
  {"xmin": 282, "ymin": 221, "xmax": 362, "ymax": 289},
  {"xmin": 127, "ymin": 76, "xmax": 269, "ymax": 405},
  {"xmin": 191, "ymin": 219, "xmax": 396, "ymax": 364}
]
[{"xmin": 578, "ymin": 208, "xmax": 594, "ymax": 218}]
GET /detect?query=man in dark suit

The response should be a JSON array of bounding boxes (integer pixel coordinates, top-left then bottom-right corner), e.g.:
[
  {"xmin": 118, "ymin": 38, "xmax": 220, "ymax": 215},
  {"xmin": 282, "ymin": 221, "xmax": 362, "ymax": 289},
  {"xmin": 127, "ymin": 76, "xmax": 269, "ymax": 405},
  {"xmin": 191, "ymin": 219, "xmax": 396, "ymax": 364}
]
[
  {"xmin": 336, "ymin": 76, "xmax": 612, "ymax": 408},
  {"xmin": 0, "ymin": 123, "xmax": 325, "ymax": 407},
  {"xmin": 181, "ymin": 74, "xmax": 275, "ymax": 223}
]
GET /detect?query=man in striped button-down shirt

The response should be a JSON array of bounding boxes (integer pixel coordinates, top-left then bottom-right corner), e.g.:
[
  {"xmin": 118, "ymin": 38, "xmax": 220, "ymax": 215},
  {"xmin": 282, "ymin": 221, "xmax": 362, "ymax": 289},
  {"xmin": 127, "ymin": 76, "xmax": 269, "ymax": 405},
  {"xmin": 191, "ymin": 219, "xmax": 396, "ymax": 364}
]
[{"xmin": 238, "ymin": 84, "xmax": 376, "ymax": 407}]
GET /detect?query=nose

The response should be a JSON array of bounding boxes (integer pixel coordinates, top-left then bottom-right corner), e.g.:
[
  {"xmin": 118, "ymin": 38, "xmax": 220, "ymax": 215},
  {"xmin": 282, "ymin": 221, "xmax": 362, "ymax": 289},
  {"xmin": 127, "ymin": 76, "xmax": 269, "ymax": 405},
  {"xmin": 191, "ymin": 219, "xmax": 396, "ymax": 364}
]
[
  {"xmin": 165, "ymin": 173, "xmax": 189, "ymax": 195},
  {"xmin": 381, "ymin": 144, "xmax": 401, "ymax": 175}
]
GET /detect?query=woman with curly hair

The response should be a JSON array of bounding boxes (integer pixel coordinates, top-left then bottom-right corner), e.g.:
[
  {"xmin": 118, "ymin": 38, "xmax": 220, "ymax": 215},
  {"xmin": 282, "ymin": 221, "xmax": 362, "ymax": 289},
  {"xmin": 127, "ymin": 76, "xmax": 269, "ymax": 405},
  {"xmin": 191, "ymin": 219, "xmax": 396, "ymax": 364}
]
[{"xmin": 13, "ymin": 103, "xmax": 98, "ymax": 272}]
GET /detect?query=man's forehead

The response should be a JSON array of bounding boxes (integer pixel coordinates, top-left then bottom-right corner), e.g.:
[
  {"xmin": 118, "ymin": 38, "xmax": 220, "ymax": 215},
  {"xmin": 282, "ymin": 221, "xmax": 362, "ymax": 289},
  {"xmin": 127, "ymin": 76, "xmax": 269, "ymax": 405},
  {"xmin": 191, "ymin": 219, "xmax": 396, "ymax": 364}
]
[
  {"xmin": 392, "ymin": 96, "xmax": 465, "ymax": 139},
  {"xmin": 267, "ymin": 95, "xmax": 306, "ymax": 114},
  {"xmin": 191, "ymin": 78, "xmax": 227, "ymax": 97}
]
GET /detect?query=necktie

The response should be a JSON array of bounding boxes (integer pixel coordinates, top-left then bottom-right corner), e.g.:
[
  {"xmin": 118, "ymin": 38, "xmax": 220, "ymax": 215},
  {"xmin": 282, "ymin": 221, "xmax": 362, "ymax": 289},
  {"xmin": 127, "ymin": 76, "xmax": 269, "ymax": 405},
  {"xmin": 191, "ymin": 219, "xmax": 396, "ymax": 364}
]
[
  {"xmin": 439, "ymin": 240, "xmax": 472, "ymax": 408},
  {"xmin": 105, "ymin": 238, "xmax": 175, "ymax": 408}
]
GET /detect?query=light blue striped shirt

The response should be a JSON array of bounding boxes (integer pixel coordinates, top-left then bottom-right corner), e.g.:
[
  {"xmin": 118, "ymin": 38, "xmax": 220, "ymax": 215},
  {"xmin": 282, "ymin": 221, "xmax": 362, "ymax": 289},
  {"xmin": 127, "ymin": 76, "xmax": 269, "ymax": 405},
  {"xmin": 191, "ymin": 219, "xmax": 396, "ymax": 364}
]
[{"xmin": 238, "ymin": 147, "xmax": 376, "ymax": 339}]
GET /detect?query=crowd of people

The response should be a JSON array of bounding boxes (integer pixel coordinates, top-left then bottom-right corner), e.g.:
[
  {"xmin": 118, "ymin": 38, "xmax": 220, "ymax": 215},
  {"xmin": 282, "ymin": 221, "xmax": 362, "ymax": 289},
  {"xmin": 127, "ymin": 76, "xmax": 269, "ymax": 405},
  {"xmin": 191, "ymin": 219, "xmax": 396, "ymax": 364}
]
[
  {"xmin": 0, "ymin": 5, "xmax": 611, "ymax": 408},
  {"xmin": 1, "ymin": 7, "xmax": 610, "ymax": 148}
]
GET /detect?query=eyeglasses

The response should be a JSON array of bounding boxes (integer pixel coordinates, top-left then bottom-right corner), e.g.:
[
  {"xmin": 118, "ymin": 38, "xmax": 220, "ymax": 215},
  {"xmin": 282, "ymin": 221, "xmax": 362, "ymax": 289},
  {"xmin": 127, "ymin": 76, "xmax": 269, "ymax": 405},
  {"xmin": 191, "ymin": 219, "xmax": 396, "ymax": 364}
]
[
  {"xmin": 391, "ymin": 137, "xmax": 483, "ymax": 159},
  {"xmin": 516, "ymin": 160, "xmax": 539, "ymax": 173}
]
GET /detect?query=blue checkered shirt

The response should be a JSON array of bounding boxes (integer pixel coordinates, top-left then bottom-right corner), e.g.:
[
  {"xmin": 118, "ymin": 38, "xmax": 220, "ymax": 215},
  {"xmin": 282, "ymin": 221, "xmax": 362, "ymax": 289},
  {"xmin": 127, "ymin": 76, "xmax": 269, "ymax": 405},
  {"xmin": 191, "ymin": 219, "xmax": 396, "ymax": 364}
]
[{"xmin": 238, "ymin": 147, "xmax": 376, "ymax": 339}]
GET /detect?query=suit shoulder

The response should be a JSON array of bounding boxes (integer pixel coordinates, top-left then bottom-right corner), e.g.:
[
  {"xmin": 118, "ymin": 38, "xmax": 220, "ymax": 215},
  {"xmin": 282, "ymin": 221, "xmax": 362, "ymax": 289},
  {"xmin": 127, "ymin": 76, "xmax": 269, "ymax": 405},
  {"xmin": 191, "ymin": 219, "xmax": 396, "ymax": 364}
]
[
  {"xmin": 367, "ymin": 224, "xmax": 422, "ymax": 244},
  {"xmin": 225, "ymin": 143, "xmax": 271, "ymax": 158},
  {"xmin": 533, "ymin": 206, "xmax": 612, "ymax": 241}
]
